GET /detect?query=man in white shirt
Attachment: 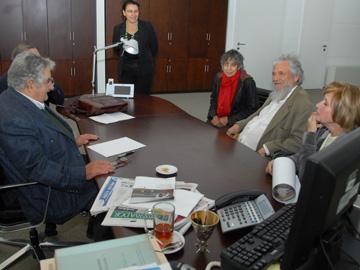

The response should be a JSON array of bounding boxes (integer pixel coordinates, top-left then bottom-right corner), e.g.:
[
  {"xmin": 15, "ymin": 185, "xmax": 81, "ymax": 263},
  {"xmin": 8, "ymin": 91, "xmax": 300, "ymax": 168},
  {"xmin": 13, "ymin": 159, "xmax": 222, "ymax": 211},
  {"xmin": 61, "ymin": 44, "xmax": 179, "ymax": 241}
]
[{"xmin": 226, "ymin": 55, "xmax": 313, "ymax": 157}]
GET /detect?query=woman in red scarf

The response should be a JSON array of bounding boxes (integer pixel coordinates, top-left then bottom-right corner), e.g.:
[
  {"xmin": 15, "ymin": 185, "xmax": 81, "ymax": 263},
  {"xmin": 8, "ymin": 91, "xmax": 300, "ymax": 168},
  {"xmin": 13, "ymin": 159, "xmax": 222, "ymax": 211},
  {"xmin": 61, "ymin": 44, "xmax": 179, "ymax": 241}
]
[{"xmin": 207, "ymin": 50, "xmax": 258, "ymax": 128}]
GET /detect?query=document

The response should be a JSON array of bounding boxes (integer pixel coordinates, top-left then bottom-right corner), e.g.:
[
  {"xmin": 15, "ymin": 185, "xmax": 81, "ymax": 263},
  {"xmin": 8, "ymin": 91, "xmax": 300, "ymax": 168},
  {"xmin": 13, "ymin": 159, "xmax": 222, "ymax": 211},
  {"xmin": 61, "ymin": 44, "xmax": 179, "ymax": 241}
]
[
  {"xmin": 87, "ymin": 137, "xmax": 146, "ymax": 157},
  {"xmin": 123, "ymin": 189, "xmax": 204, "ymax": 217},
  {"xmin": 90, "ymin": 176, "xmax": 134, "ymax": 216},
  {"xmin": 54, "ymin": 234, "xmax": 170, "ymax": 270},
  {"xmin": 129, "ymin": 177, "xmax": 176, "ymax": 203},
  {"xmin": 89, "ymin": 111, "xmax": 134, "ymax": 124},
  {"xmin": 272, "ymin": 157, "xmax": 301, "ymax": 204}
]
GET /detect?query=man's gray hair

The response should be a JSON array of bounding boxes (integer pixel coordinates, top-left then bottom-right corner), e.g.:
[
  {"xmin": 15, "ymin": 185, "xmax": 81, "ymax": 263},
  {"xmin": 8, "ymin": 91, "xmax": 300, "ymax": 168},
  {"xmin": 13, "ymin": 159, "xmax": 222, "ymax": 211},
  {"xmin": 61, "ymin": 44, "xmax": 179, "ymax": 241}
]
[
  {"xmin": 8, "ymin": 51, "xmax": 55, "ymax": 92},
  {"xmin": 273, "ymin": 54, "xmax": 304, "ymax": 85},
  {"xmin": 220, "ymin": 49, "xmax": 244, "ymax": 69}
]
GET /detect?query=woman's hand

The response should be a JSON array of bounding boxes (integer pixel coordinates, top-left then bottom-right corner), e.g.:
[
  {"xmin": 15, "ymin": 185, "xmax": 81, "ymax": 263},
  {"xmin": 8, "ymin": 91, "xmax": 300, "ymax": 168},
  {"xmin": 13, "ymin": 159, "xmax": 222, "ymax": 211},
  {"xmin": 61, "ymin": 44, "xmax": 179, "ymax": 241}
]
[
  {"xmin": 307, "ymin": 113, "xmax": 321, "ymax": 133},
  {"xmin": 219, "ymin": 116, "xmax": 229, "ymax": 127},
  {"xmin": 265, "ymin": 160, "xmax": 273, "ymax": 175},
  {"xmin": 211, "ymin": 116, "xmax": 221, "ymax": 127},
  {"xmin": 76, "ymin": 134, "xmax": 99, "ymax": 146}
]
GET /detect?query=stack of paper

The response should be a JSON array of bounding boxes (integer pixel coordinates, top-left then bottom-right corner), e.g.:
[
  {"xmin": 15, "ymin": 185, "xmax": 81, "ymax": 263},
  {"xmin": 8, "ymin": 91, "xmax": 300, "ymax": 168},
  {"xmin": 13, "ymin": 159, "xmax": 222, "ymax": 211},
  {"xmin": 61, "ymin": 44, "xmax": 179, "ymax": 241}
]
[{"xmin": 90, "ymin": 176, "xmax": 214, "ymax": 235}]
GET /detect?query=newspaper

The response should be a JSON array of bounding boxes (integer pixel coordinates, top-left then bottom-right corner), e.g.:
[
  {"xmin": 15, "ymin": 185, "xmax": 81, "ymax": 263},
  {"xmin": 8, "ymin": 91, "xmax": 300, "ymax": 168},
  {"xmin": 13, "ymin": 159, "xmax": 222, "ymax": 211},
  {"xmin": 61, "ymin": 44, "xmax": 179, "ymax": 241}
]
[
  {"xmin": 91, "ymin": 177, "xmax": 198, "ymax": 216},
  {"xmin": 90, "ymin": 176, "xmax": 134, "ymax": 215},
  {"xmin": 102, "ymin": 196, "xmax": 215, "ymax": 234},
  {"xmin": 129, "ymin": 177, "xmax": 176, "ymax": 204}
]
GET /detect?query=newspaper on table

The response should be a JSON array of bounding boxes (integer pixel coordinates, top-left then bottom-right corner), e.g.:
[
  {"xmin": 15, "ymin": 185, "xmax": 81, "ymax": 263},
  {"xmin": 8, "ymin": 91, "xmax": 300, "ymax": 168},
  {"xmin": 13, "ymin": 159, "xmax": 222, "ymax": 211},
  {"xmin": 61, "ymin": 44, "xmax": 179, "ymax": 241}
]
[
  {"xmin": 129, "ymin": 177, "xmax": 176, "ymax": 204},
  {"xmin": 102, "ymin": 195, "xmax": 215, "ymax": 234},
  {"xmin": 90, "ymin": 176, "xmax": 134, "ymax": 216},
  {"xmin": 90, "ymin": 177, "xmax": 198, "ymax": 216}
]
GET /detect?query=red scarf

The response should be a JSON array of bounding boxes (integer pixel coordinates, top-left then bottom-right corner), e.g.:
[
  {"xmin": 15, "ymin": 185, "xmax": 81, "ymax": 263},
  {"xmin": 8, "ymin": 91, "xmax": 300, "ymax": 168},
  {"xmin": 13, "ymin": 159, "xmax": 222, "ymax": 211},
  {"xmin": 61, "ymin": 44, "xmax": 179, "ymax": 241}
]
[{"xmin": 217, "ymin": 70, "xmax": 241, "ymax": 117}]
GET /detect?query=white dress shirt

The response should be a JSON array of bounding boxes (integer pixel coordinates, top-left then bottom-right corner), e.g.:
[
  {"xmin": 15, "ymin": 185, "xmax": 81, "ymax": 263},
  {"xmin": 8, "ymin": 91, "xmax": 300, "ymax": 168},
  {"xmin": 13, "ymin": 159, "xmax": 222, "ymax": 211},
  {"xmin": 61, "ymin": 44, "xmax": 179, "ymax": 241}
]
[
  {"xmin": 238, "ymin": 86, "xmax": 296, "ymax": 151},
  {"xmin": 18, "ymin": 90, "xmax": 45, "ymax": 110}
]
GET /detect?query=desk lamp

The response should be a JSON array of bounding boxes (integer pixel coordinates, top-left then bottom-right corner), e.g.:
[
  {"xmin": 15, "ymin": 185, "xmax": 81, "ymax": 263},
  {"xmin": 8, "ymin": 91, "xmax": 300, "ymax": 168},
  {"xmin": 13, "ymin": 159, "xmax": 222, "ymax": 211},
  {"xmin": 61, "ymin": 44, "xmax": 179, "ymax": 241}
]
[{"xmin": 91, "ymin": 38, "xmax": 139, "ymax": 96}]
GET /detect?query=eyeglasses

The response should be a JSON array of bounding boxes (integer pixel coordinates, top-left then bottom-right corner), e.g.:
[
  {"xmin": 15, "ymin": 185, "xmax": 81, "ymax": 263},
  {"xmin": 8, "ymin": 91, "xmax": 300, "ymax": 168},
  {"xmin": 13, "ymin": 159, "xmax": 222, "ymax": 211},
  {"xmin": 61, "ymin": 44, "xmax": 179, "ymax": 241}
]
[{"xmin": 47, "ymin": 77, "xmax": 54, "ymax": 84}]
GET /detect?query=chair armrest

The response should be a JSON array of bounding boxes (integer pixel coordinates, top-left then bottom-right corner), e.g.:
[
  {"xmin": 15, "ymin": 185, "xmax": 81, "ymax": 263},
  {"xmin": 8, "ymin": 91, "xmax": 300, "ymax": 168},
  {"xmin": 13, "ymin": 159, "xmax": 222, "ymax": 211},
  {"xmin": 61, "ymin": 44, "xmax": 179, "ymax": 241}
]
[{"xmin": 0, "ymin": 181, "xmax": 38, "ymax": 191}]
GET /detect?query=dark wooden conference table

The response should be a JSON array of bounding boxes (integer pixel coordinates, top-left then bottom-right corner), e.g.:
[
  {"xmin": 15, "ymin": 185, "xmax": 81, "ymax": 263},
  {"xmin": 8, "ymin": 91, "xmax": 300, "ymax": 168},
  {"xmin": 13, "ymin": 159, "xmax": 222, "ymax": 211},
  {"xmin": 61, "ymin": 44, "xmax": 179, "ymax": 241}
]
[{"xmin": 72, "ymin": 95, "xmax": 276, "ymax": 269}]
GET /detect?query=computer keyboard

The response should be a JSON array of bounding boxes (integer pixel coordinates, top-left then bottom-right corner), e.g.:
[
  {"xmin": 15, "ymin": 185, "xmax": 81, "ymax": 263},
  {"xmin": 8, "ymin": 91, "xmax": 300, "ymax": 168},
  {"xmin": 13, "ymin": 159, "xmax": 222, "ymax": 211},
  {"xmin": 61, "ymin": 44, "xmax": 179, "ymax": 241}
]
[{"xmin": 220, "ymin": 204, "xmax": 296, "ymax": 270}]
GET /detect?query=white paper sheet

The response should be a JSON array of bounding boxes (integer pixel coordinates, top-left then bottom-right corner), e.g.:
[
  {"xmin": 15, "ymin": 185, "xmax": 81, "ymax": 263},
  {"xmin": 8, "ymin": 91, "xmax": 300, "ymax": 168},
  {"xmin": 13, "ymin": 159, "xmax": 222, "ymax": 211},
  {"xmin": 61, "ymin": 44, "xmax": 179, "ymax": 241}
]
[
  {"xmin": 133, "ymin": 176, "xmax": 176, "ymax": 190},
  {"xmin": 89, "ymin": 112, "xmax": 134, "ymax": 124},
  {"xmin": 272, "ymin": 157, "xmax": 301, "ymax": 204},
  {"xmin": 87, "ymin": 137, "xmax": 146, "ymax": 157}
]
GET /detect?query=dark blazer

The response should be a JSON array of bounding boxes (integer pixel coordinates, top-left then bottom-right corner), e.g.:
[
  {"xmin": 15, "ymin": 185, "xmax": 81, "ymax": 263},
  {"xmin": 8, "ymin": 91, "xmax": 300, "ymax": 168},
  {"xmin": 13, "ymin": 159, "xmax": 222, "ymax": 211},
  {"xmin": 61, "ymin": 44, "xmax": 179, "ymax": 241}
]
[
  {"xmin": 0, "ymin": 72, "xmax": 65, "ymax": 106},
  {"xmin": 0, "ymin": 88, "xmax": 97, "ymax": 224},
  {"xmin": 237, "ymin": 86, "xmax": 314, "ymax": 155},
  {"xmin": 207, "ymin": 72, "xmax": 258, "ymax": 126},
  {"xmin": 112, "ymin": 20, "xmax": 158, "ymax": 77}
]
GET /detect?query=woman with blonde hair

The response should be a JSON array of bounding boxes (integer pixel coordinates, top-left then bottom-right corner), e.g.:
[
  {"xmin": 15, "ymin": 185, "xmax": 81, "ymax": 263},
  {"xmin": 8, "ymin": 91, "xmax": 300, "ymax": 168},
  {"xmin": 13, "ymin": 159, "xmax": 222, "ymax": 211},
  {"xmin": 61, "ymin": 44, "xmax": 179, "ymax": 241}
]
[{"xmin": 266, "ymin": 81, "xmax": 360, "ymax": 180}]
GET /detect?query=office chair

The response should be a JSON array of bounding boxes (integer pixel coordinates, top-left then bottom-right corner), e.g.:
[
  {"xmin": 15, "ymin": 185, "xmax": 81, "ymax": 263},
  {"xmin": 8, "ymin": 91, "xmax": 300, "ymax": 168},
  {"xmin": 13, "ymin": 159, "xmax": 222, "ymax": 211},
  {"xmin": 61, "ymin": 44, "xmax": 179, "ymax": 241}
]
[{"xmin": 0, "ymin": 151, "xmax": 87, "ymax": 269}]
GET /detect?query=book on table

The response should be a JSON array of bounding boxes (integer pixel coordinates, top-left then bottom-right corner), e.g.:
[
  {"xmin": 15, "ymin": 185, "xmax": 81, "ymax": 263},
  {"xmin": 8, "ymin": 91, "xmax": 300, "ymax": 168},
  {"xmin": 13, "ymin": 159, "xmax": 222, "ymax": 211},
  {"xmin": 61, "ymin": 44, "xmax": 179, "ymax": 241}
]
[{"xmin": 54, "ymin": 234, "xmax": 170, "ymax": 270}]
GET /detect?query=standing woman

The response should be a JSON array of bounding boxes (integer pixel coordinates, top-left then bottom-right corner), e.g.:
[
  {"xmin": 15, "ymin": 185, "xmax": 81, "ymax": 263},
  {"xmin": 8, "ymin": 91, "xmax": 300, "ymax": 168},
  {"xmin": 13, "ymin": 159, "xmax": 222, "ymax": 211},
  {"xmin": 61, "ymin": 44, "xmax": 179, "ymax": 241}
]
[
  {"xmin": 112, "ymin": 0, "xmax": 158, "ymax": 94},
  {"xmin": 207, "ymin": 49, "xmax": 258, "ymax": 128}
]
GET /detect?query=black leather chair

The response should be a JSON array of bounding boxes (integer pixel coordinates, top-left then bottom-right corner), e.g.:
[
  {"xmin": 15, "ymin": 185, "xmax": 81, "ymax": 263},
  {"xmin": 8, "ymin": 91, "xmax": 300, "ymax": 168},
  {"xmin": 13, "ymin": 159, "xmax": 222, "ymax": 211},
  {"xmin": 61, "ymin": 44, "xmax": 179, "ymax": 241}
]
[{"xmin": 0, "ymin": 149, "xmax": 87, "ymax": 269}]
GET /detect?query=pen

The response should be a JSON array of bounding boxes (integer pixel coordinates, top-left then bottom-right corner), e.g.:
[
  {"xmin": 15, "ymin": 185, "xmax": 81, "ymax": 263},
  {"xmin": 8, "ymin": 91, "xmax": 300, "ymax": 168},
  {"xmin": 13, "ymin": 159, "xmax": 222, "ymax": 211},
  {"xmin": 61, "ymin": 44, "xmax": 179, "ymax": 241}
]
[{"xmin": 117, "ymin": 151, "xmax": 135, "ymax": 158}]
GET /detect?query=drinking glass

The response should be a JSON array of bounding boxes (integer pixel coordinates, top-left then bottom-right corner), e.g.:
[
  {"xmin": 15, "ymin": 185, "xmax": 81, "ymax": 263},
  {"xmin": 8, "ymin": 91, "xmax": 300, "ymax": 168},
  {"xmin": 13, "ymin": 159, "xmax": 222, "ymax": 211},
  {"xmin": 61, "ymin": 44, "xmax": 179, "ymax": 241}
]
[
  {"xmin": 191, "ymin": 210, "xmax": 219, "ymax": 253},
  {"xmin": 152, "ymin": 202, "xmax": 175, "ymax": 246}
]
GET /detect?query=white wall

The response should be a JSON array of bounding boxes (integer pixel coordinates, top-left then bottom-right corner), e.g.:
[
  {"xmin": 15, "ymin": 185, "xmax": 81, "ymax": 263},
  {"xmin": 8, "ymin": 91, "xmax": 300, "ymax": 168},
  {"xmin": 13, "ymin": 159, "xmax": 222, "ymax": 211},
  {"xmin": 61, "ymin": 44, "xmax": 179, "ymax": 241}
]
[
  {"xmin": 95, "ymin": 0, "xmax": 106, "ymax": 93},
  {"xmin": 226, "ymin": 0, "xmax": 360, "ymax": 89},
  {"xmin": 327, "ymin": 0, "xmax": 360, "ymax": 67}
]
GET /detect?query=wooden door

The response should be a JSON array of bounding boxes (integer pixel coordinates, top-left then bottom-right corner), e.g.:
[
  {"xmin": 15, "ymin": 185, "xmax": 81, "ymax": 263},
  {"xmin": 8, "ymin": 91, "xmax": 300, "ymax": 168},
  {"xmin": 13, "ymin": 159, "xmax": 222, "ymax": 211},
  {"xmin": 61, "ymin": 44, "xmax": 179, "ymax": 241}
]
[
  {"xmin": 72, "ymin": 59, "xmax": 93, "ymax": 96},
  {"xmin": 22, "ymin": 0, "xmax": 48, "ymax": 56},
  {"xmin": 71, "ymin": 0, "xmax": 96, "ymax": 59},
  {"xmin": 166, "ymin": 58, "xmax": 188, "ymax": 92},
  {"xmin": 152, "ymin": 58, "xmax": 168, "ymax": 91},
  {"xmin": 71, "ymin": 0, "xmax": 95, "ymax": 95},
  {"xmin": 148, "ymin": 0, "xmax": 171, "ymax": 57},
  {"xmin": 206, "ymin": 0, "xmax": 227, "ymax": 58},
  {"xmin": 152, "ymin": 58, "xmax": 187, "ymax": 92},
  {"xmin": 187, "ymin": 58, "xmax": 208, "ymax": 91},
  {"xmin": 0, "ymin": 0, "xmax": 23, "ymax": 60},
  {"xmin": 167, "ymin": 0, "xmax": 189, "ymax": 58},
  {"xmin": 51, "ymin": 60, "xmax": 73, "ymax": 96},
  {"xmin": 47, "ymin": 0, "xmax": 72, "ymax": 60},
  {"xmin": 188, "ymin": 0, "xmax": 208, "ymax": 58}
]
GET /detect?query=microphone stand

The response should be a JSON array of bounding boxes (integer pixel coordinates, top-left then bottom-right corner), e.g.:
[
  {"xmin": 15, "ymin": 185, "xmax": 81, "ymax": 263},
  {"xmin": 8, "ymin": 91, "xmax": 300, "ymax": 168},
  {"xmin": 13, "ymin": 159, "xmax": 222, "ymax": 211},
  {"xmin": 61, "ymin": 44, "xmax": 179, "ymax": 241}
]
[{"xmin": 91, "ymin": 42, "xmax": 122, "ymax": 96}]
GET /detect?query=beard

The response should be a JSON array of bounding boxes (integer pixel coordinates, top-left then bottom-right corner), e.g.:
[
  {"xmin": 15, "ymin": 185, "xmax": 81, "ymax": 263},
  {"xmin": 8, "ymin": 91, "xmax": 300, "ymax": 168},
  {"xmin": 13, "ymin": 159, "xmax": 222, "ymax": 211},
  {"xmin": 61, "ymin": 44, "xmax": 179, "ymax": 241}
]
[{"xmin": 270, "ymin": 84, "xmax": 294, "ymax": 102}]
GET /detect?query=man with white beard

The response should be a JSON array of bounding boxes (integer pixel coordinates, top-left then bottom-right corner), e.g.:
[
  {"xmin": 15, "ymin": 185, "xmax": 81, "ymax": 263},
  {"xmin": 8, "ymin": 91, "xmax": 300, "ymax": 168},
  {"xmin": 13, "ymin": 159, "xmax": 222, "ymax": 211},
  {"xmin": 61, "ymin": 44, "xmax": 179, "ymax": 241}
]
[{"xmin": 226, "ymin": 55, "xmax": 313, "ymax": 158}]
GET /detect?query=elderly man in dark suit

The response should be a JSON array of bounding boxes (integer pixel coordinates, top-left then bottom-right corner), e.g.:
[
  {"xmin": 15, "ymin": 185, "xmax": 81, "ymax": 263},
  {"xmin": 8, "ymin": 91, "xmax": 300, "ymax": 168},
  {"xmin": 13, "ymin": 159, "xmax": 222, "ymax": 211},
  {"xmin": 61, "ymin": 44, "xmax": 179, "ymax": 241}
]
[
  {"xmin": 227, "ymin": 55, "xmax": 313, "ymax": 158},
  {"xmin": 0, "ymin": 52, "xmax": 114, "ymax": 227}
]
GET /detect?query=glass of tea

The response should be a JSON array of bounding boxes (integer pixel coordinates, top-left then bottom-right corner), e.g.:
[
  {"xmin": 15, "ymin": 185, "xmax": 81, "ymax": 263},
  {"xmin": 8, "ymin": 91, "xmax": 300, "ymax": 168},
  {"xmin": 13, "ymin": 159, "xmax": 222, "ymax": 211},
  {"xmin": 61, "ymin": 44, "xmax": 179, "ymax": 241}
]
[{"xmin": 152, "ymin": 202, "xmax": 175, "ymax": 245}]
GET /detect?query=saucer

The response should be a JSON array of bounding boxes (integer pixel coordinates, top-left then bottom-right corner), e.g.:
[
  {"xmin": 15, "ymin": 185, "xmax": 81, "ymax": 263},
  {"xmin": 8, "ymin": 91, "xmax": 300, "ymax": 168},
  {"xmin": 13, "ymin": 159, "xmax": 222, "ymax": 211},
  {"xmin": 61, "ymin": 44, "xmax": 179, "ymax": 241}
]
[
  {"xmin": 155, "ymin": 231, "xmax": 185, "ymax": 254},
  {"xmin": 155, "ymin": 164, "xmax": 178, "ymax": 176}
]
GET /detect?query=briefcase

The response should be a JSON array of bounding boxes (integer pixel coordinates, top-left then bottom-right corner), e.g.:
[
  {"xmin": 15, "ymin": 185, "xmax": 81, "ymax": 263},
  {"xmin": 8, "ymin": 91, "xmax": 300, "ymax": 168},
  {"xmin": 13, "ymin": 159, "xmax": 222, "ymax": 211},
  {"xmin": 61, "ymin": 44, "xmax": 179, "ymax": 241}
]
[{"xmin": 78, "ymin": 95, "xmax": 128, "ymax": 116}]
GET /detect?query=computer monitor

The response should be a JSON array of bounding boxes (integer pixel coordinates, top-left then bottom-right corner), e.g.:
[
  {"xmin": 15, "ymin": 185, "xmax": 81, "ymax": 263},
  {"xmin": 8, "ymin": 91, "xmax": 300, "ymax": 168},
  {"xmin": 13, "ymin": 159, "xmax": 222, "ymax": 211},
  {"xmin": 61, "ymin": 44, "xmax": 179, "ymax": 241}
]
[{"xmin": 281, "ymin": 128, "xmax": 360, "ymax": 269}]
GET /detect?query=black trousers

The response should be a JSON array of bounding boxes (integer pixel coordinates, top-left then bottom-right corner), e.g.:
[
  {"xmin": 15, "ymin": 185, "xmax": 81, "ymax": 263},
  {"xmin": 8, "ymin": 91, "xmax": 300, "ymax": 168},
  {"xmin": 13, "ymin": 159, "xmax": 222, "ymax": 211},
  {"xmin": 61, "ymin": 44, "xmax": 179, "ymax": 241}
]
[{"xmin": 119, "ymin": 61, "xmax": 154, "ymax": 95}]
